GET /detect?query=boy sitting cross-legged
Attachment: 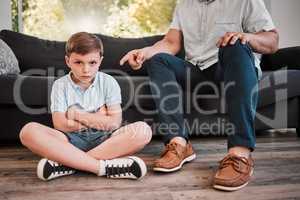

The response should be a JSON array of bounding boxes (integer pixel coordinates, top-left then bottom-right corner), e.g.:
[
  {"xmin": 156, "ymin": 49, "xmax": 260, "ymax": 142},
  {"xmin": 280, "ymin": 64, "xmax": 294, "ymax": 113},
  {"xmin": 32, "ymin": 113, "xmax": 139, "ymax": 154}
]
[{"xmin": 19, "ymin": 32, "xmax": 152, "ymax": 181}]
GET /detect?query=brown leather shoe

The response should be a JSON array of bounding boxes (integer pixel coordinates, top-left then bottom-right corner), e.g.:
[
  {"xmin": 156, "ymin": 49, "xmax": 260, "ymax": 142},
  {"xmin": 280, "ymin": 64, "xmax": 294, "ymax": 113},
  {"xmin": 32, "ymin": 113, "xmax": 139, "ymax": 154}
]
[
  {"xmin": 213, "ymin": 154, "xmax": 254, "ymax": 191},
  {"xmin": 153, "ymin": 141, "xmax": 196, "ymax": 172}
]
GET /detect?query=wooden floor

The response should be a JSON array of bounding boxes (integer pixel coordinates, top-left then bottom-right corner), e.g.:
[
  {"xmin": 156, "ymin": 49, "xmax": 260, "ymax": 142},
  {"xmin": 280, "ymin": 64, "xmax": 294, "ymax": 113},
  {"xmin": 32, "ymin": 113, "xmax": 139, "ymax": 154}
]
[{"xmin": 1, "ymin": 129, "xmax": 300, "ymax": 200}]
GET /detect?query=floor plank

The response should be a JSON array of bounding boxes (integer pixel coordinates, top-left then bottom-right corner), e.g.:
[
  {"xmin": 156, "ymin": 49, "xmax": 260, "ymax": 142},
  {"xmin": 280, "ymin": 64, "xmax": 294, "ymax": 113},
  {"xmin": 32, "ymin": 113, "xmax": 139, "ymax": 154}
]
[{"xmin": 0, "ymin": 129, "xmax": 300, "ymax": 200}]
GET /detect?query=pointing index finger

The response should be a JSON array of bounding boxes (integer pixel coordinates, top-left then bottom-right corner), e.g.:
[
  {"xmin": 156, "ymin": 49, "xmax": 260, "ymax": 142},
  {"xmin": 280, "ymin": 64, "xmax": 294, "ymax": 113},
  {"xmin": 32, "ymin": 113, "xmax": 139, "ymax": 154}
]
[{"xmin": 120, "ymin": 53, "xmax": 130, "ymax": 66}]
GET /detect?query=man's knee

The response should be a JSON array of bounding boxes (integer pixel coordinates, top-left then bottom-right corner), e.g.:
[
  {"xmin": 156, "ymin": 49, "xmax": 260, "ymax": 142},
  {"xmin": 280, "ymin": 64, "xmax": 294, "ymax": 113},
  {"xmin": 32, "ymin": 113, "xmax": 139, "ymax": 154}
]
[
  {"xmin": 19, "ymin": 122, "xmax": 41, "ymax": 144},
  {"xmin": 146, "ymin": 53, "xmax": 176, "ymax": 72},
  {"xmin": 150, "ymin": 53, "xmax": 174, "ymax": 63},
  {"xmin": 219, "ymin": 39, "xmax": 252, "ymax": 59},
  {"xmin": 218, "ymin": 40, "xmax": 256, "ymax": 75}
]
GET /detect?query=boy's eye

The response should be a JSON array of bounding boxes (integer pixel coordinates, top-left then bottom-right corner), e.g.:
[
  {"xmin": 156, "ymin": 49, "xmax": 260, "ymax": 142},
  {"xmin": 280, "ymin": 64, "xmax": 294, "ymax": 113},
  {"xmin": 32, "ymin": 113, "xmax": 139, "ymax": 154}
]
[
  {"xmin": 90, "ymin": 61, "xmax": 97, "ymax": 65},
  {"xmin": 75, "ymin": 61, "xmax": 81, "ymax": 64}
]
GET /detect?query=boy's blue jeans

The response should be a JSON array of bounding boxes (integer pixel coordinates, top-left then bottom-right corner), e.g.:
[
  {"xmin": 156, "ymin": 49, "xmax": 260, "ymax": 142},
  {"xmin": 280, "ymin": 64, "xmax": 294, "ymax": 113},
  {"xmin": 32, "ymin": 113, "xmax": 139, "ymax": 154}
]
[{"xmin": 144, "ymin": 41, "xmax": 258, "ymax": 150}]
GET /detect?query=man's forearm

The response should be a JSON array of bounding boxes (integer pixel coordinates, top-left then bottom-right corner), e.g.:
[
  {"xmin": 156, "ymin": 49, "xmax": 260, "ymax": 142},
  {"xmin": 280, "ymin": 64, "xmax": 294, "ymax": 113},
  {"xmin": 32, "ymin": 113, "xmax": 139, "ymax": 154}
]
[
  {"xmin": 75, "ymin": 112, "xmax": 122, "ymax": 131},
  {"xmin": 249, "ymin": 30, "xmax": 279, "ymax": 54},
  {"xmin": 145, "ymin": 39, "xmax": 180, "ymax": 58}
]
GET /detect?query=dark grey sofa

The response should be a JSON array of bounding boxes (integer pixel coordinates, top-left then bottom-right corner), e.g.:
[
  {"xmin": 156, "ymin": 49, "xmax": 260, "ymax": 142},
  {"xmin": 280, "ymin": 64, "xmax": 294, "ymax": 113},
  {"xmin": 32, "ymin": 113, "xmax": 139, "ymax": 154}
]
[{"xmin": 1, "ymin": 29, "xmax": 300, "ymax": 142}]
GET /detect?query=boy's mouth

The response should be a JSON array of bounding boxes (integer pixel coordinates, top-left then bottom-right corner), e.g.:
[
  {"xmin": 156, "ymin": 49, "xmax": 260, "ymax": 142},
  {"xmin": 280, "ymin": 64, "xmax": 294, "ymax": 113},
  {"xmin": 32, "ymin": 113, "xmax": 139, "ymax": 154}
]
[{"xmin": 81, "ymin": 76, "xmax": 91, "ymax": 79}]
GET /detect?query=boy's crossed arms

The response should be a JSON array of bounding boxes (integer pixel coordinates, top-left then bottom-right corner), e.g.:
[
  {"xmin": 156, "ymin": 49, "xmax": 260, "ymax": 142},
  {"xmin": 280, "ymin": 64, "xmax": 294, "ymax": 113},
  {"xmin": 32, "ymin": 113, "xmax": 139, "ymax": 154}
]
[{"xmin": 53, "ymin": 104, "xmax": 122, "ymax": 133}]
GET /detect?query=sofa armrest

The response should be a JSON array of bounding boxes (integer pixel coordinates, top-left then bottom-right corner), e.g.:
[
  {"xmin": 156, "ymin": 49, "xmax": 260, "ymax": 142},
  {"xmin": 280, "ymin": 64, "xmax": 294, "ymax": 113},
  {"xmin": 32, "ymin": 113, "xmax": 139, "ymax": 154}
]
[{"xmin": 260, "ymin": 46, "xmax": 300, "ymax": 71}]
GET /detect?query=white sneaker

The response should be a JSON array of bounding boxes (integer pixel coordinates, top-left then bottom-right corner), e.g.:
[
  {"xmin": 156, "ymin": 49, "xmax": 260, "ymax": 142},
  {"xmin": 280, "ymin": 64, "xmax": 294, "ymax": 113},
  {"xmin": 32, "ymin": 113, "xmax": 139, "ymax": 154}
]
[
  {"xmin": 104, "ymin": 156, "xmax": 147, "ymax": 179},
  {"xmin": 37, "ymin": 158, "xmax": 76, "ymax": 181}
]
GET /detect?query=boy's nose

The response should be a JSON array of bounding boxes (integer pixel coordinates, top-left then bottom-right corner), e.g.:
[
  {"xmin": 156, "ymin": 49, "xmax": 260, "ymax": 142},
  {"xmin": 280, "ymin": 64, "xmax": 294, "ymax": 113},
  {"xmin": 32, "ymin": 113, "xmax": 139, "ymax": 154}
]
[{"xmin": 82, "ymin": 64, "xmax": 90, "ymax": 73}]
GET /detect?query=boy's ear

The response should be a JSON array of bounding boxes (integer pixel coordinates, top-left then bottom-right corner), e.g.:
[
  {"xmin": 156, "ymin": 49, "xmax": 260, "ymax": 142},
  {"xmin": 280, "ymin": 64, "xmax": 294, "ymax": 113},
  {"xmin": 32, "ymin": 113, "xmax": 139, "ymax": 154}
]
[
  {"xmin": 65, "ymin": 56, "xmax": 71, "ymax": 68},
  {"xmin": 99, "ymin": 56, "xmax": 104, "ymax": 63}
]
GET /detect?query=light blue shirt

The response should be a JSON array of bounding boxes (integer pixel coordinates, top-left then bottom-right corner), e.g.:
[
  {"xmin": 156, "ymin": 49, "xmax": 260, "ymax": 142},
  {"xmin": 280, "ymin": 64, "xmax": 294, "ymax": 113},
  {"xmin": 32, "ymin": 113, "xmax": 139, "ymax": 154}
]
[
  {"xmin": 170, "ymin": 0, "xmax": 276, "ymax": 79},
  {"xmin": 50, "ymin": 71, "xmax": 122, "ymax": 113}
]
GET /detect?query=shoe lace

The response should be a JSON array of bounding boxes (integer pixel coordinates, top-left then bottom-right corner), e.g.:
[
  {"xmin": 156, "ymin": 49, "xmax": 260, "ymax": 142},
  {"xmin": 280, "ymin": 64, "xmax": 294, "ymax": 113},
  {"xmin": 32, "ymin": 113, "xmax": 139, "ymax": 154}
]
[
  {"xmin": 53, "ymin": 162, "xmax": 74, "ymax": 175},
  {"xmin": 105, "ymin": 163, "xmax": 131, "ymax": 178},
  {"xmin": 219, "ymin": 155, "xmax": 251, "ymax": 174},
  {"xmin": 161, "ymin": 143, "xmax": 181, "ymax": 157}
]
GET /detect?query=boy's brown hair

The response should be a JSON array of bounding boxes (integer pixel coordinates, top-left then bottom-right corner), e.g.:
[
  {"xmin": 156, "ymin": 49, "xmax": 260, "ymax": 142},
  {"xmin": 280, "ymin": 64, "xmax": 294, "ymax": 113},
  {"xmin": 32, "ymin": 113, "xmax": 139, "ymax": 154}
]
[{"xmin": 65, "ymin": 32, "xmax": 104, "ymax": 57}]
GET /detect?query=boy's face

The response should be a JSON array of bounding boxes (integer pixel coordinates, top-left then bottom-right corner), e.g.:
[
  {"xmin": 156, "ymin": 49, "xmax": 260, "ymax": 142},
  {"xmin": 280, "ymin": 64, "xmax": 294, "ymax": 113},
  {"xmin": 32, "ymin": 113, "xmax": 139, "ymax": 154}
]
[{"xmin": 65, "ymin": 51, "xmax": 103, "ymax": 85}]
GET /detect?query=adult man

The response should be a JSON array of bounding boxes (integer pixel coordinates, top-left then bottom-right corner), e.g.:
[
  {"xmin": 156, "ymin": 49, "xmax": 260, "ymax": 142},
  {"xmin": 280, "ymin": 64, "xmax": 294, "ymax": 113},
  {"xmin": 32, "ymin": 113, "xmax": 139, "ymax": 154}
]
[{"xmin": 120, "ymin": 0, "xmax": 278, "ymax": 191}]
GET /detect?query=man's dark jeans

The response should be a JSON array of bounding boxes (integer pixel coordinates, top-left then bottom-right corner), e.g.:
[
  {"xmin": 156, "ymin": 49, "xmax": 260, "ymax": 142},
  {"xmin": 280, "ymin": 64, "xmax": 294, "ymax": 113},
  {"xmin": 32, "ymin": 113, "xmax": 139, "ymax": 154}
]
[{"xmin": 144, "ymin": 40, "xmax": 258, "ymax": 150}]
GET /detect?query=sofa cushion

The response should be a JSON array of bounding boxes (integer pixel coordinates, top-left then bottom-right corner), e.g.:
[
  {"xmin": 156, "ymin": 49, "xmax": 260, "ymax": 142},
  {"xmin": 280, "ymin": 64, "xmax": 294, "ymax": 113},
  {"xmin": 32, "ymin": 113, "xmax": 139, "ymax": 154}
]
[
  {"xmin": 0, "ymin": 39, "xmax": 20, "ymax": 75},
  {"xmin": 257, "ymin": 70, "xmax": 300, "ymax": 108},
  {"xmin": 0, "ymin": 30, "xmax": 183, "ymax": 76},
  {"xmin": 260, "ymin": 46, "xmax": 300, "ymax": 71},
  {"xmin": 94, "ymin": 34, "xmax": 165, "ymax": 76},
  {"xmin": 0, "ymin": 30, "xmax": 67, "ymax": 75},
  {"xmin": 0, "ymin": 74, "xmax": 154, "ymax": 110},
  {"xmin": 1, "ymin": 70, "xmax": 300, "ymax": 114},
  {"xmin": 0, "ymin": 74, "xmax": 55, "ymax": 110}
]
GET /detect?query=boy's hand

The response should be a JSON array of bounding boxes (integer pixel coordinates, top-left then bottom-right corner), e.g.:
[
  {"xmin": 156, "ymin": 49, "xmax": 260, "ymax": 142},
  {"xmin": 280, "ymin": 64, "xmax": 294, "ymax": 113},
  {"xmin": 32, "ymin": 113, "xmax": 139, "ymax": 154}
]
[
  {"xmin": 66, "ymin": 105, "xmax": 83, "ymax": 121},
  {"xmin": 65, "ymin": 118, "xmax": 88, "ymax": 130},
  {"xmin": 98, "ymin": 105, "xmax": 108, "ymax": 116},
  {"xmin": 52, "ymin": 111, "xmax": 88, "ymax": 132}
]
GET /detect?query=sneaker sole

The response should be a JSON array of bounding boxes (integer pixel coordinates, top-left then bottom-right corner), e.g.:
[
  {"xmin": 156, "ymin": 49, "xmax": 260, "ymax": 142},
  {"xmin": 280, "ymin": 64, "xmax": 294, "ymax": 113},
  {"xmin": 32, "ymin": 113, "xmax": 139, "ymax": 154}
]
[
  {"xmin": 213, "ymin": 169, "xmax": 254, "ymax": 191},
  {"xmin": 128, "ymin": 156, "xmax": 147, "ymax": 179},
  {"xmin": 37, "ymin": 158, "xmax": 48, "ymax": 181},
  {"xmin": 152, "ymin": 153, "xmax": 196, "ymax": 172}
]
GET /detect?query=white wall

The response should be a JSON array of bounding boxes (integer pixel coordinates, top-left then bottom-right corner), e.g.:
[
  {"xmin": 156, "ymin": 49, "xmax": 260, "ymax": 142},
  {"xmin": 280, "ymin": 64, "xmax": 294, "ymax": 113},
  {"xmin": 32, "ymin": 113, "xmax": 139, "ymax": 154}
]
[
  {"xmin": 269, "ymin": 0, "xmax": 300, "ymax": 48},
  {"xmin": 0, "ymin": 0, "xmax": 12, "ymax": 31}
]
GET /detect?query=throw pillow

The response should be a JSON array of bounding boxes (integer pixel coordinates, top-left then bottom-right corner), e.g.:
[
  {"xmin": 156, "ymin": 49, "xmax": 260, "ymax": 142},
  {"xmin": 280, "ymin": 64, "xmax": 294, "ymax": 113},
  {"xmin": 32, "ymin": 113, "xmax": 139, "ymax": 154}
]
[{"xmin": 0, "ymin": 39, "xmax": 20, "ymax": 75}]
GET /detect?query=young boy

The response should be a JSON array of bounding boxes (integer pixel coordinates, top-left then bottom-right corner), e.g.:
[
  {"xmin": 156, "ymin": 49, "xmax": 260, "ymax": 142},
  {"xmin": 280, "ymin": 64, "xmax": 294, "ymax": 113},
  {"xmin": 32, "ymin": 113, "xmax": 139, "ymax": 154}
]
[{"xmin": 19, "ymin": 32, "xmax": 152, "ymax": 181}]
